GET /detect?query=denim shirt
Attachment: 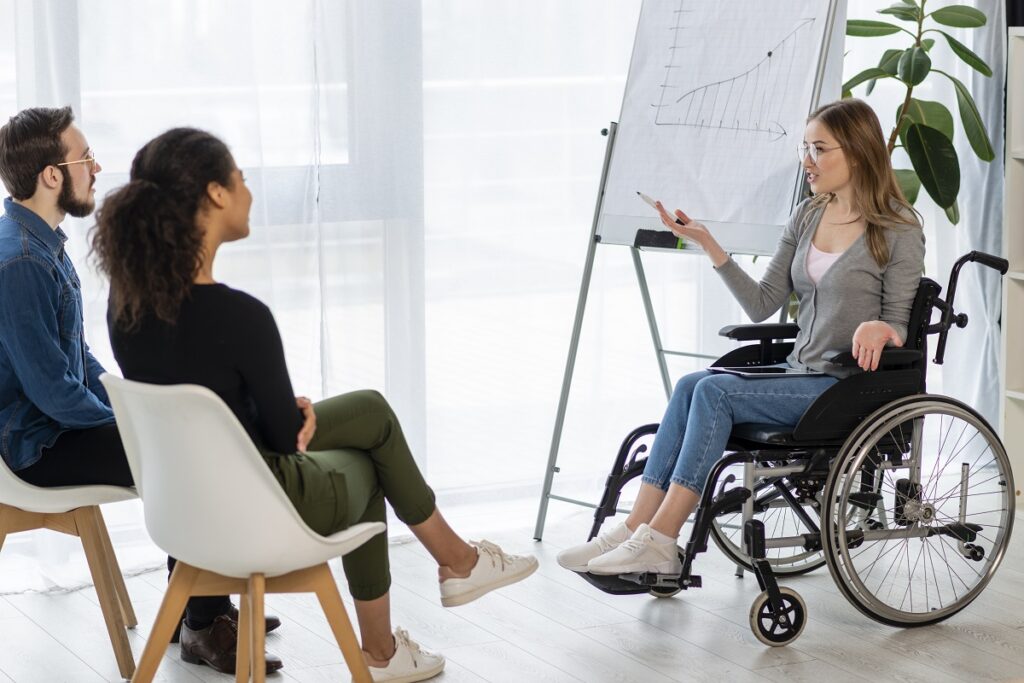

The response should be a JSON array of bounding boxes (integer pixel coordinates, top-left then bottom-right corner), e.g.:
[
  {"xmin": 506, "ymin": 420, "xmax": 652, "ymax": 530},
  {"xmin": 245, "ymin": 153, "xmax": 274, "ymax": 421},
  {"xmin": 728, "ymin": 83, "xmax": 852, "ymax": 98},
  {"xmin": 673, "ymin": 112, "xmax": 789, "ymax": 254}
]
[{"xmin": 0, "ymin": 197, "xmax": 114, "ymax": 471}]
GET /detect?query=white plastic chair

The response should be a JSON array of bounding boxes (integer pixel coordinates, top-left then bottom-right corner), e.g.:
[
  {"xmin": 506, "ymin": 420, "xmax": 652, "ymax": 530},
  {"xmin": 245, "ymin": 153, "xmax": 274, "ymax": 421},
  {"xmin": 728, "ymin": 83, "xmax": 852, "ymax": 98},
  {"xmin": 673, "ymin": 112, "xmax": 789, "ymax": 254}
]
[
  {"xmin": 0, "ymin": 440, "xmax": 138, "ymax": 679},
  {"xmin": 101, "ymin": 374, "xmax": 385, "ymax": 683}
]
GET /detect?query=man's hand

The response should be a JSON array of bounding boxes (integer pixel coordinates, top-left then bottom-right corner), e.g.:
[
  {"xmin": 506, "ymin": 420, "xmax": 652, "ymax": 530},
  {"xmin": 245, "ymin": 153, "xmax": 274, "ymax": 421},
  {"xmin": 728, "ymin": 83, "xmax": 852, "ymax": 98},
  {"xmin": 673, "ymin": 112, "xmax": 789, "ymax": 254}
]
[
  {"xmin": 296, "ymin": 396, "xmax": 316, "ymax": 452},
  {"xmin": 851, "ymin": 321, "xmax": 903, "ymax": 372}
]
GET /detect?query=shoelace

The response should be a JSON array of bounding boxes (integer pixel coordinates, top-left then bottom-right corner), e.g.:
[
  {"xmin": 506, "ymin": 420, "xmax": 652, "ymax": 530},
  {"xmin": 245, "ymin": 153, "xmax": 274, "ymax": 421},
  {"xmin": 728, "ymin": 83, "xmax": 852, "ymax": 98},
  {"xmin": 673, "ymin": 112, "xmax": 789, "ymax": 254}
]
[
  {"xmin": 393, "ymin": 627, "xmax": 425, "ymax": 668},
  {"xmin": 617, "ymin": 530, "xmax": 655, "ymax": 555},
  {"xmin": 595, "ymin": 528, "xmax": 625, "ymax": 552},
  {"xmin": 475, "ymin": 539, "xmax": 513, "ymax": 570}
]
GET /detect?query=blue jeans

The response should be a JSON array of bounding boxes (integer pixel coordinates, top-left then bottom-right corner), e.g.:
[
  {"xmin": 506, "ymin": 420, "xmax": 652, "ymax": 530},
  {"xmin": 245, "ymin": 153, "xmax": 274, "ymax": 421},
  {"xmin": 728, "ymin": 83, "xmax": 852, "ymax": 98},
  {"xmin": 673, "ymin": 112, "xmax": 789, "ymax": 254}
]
[{"xmin": 642, "ymin": 367, "xmax": 838, "ymax": 494}]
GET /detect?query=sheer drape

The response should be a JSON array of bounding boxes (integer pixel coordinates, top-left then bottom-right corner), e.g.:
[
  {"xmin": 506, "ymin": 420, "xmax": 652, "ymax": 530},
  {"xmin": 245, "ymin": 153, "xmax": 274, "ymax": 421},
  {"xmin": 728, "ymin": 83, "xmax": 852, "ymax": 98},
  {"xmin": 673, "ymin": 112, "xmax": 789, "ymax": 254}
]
[{"xmin": 0, "ymin": 0, "xmax": 425, "ymax": 591}]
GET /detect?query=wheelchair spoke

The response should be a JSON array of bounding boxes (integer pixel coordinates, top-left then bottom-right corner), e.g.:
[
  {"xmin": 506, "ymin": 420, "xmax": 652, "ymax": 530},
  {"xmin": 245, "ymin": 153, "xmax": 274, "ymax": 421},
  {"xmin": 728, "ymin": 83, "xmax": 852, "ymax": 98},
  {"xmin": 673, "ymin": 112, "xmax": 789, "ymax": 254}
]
[{"xmin": 823, "ymin": 397, "xmax": 1013, "ymax": 625}]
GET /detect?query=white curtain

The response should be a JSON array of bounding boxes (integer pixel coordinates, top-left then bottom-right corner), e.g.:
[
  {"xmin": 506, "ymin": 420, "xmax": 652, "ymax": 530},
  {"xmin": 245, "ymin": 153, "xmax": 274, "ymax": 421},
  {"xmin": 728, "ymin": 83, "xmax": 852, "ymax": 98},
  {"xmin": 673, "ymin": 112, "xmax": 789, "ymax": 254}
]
[{"xmin": 1, "ymin": 0, "xmax": 428, "ymax": 592}]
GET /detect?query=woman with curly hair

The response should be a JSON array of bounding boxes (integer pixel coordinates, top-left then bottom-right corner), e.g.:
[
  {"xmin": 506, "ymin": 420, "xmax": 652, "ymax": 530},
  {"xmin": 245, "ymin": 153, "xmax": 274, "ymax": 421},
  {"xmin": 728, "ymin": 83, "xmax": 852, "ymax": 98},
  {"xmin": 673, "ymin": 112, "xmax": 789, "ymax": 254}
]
[{"xmin": 92, "ymin": 128, "xmax": 537, "ymax": 683}]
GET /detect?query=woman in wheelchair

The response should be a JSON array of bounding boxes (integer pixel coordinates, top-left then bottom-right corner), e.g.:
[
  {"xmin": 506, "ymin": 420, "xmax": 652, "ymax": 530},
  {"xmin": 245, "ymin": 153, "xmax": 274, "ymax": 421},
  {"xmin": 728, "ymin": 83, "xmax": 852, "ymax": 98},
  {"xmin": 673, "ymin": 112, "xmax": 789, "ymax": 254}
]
[
  {"xmin": 556, "ymin": 98, "xmax": 1015, "ymax": 647},
  {"xmin": 91, "ymin": 128, "xmax": 538, "ymax": 682},
  {"xmin": 559, "ymin": 98, "xmax": 926, "ymax": 577}
]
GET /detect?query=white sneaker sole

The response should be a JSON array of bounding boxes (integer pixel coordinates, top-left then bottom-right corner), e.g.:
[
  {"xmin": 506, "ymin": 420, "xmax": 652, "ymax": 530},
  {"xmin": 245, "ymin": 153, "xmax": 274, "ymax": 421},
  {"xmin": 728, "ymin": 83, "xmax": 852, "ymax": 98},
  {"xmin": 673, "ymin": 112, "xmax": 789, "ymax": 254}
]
[
  {"xmin": 367, "ymin": 657, "xmax": 445, "ymax": 683},
  {"xmin": 587, "ymin": 559, "xmax": 681, "ymax": 576},
  {"xmin": 440, "ymin": 558, "xmax": 539, "ymax": 607},
  {"xmin": 557, "ymin": 560, "xmax": 591, "ymax": 573}
]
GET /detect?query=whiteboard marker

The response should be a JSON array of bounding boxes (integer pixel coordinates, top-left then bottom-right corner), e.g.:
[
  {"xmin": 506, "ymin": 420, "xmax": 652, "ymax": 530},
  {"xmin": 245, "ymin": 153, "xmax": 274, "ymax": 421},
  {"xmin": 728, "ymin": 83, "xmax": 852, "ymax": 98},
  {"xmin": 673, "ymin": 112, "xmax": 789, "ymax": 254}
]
[{"xmin": 637, "ymin": 191, "xmax": 685, "ymax": 224}]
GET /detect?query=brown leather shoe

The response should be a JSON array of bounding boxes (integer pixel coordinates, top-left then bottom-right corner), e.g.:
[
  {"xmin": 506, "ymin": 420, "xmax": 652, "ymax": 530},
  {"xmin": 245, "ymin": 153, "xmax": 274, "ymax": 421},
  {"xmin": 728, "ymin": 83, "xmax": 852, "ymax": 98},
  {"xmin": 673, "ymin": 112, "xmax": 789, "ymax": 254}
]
[
  {"xmin": 180, "ymin": 614, "xmax": 284, "ymax": 675},
  {"xmin": 170, "ymin": 604, "xmax": 282, "ymax": 643}
]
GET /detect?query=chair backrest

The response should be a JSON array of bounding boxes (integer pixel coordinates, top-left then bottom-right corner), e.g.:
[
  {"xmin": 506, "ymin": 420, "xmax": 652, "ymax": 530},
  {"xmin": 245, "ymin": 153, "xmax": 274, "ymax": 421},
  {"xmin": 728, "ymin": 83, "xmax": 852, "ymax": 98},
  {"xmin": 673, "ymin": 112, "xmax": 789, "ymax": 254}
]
[
  {"xmin": 790, "ymin": 277, "xmax": 942, "ymax": 441},
  {"xmin": 902, "ymin": 277, "xmax": 942, "ymax": 391},
  {"xmin": 101, "ymin": 374, "xmax": 335, "ymax": 576}
]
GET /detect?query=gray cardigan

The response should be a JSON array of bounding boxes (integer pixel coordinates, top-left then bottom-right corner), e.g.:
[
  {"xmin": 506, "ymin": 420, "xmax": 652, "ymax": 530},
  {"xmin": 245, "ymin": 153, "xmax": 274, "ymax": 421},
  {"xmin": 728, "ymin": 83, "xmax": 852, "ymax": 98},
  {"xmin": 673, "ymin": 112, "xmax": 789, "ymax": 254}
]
[{"xmin": 714, "ymin": 197, "xmax": 925, "ymax": 378}]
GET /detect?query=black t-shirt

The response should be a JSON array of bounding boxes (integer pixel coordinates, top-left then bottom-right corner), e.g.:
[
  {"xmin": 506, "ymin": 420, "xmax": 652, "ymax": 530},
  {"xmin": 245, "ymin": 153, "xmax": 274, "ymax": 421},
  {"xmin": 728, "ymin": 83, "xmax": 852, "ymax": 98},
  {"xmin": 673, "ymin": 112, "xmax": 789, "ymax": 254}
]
[{"xmin": 108, "ymin": 284, "xmax": 303, "ymax": 454}]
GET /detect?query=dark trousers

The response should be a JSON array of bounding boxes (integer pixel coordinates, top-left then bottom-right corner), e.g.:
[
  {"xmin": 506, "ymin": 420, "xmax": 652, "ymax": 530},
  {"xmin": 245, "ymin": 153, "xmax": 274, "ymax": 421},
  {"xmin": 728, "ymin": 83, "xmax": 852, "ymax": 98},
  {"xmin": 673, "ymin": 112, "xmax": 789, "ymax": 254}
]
[{"xmin": 16, "ymin": 424, "xmax": 133, "ymax": 487}]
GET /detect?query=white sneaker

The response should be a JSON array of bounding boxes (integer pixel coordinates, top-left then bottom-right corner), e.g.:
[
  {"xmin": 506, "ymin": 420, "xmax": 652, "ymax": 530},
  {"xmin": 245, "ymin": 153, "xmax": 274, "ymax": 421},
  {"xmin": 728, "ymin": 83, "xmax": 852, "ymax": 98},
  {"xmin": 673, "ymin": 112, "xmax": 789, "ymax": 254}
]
[
  {"xmin": 439, "ymin": 540, "xmax": 539, "ymax": 607},
  {"xmin": 556, "ymin": 521, "xmax": 632, "ymax": 572},
  {"xmin": 586, "ymin": 523, "xmax": 682, "ymax": 576},
  {"xmin": 365, "ymin": 627, "xmax": 444, "ymax": 683}
]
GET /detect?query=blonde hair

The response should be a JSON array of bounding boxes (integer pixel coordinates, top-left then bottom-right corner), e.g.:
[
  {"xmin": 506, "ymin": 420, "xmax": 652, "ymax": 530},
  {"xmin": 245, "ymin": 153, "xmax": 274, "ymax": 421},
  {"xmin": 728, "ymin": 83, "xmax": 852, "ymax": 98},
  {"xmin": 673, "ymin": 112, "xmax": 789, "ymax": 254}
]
[{"xmin": 804, "ymin": 98, "xmax": 920, "ymax": 267}]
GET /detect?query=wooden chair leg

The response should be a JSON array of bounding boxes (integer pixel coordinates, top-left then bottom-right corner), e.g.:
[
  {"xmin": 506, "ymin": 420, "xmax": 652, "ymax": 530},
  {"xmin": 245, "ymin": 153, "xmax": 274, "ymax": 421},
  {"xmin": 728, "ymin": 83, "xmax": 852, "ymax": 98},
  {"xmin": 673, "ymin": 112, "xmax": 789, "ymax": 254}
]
[
  {"xmin": 310, "ymin": 564, "xmax": 372, "ymax": 683},
  {"xmin": 236, "ymin": 583, "xmax": 252, "ymax": 683},
  {"xmin": 132, "ymin": 562, "xmax": 199, "ymax": 682},
  {"xmin": 74, "ymin": 507, "xmax": 136, "ymax": 680},
  {"xmin": 249, "ymin": 574, "xmax": 266, "ymax": 683},
  {"xmin": 92, "ymin": 506, "xmax": 138, "ymax": 627},
  {"xmin": 0, "ymin": 505, "xmax": 12, "ymax": 554}
]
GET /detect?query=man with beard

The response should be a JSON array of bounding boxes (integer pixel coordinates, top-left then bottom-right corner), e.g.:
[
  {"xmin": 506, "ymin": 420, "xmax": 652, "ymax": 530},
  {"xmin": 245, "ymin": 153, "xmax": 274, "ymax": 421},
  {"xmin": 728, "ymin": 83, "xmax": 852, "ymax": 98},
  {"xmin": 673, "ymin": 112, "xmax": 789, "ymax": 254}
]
[
  {"xmin": 0, "ymin": 106, "xmax": 129, "ymax": 486},
  {"xmin": 0, "ymin": 107, "xmax": 283, "ymax": 675}
]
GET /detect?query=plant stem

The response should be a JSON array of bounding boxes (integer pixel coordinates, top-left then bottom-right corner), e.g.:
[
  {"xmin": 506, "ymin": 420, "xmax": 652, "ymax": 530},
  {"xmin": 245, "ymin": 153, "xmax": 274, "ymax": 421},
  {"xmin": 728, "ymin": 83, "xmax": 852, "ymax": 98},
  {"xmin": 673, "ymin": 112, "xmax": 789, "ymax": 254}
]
[{"xmin": 887, "ymin": 0, "xmax": 926, "ymax": 154}]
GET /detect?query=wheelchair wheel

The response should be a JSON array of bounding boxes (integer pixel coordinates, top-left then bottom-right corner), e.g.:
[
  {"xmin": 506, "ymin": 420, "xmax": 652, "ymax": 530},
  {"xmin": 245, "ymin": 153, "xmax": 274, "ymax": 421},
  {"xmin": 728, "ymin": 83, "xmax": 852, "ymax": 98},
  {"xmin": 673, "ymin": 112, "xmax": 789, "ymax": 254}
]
[
  {"xmin": 710, "ymin": 461, "xmax": 826, "ymax": 575},
  {"xmin": 748, "ymin": 587, "xmax": 806, "ymax": 646},
  {"xmin": 822, "ymin": 395, "xmax": 1014, "ymax": 627}
]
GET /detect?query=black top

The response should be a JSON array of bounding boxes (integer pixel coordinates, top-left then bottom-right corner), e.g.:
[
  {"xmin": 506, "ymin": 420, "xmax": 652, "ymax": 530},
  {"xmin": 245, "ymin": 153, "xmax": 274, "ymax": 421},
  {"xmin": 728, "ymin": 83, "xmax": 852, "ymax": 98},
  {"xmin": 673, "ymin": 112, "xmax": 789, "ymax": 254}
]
[{"xmin": 108, "ymin": 284, "xmax": 303, "ymax": 454}]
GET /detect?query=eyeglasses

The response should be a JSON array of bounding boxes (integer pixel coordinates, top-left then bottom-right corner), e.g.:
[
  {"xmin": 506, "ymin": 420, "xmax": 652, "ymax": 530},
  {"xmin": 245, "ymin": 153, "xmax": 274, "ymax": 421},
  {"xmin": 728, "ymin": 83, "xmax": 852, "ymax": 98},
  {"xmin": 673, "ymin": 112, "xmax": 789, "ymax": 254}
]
[
  {"xmin": 56, "ymin": 153, "xmax": 98, "ymax": 172},
  {"xmin": 797, "ymin": 143, "xmax": 841, "ymax": 165}
]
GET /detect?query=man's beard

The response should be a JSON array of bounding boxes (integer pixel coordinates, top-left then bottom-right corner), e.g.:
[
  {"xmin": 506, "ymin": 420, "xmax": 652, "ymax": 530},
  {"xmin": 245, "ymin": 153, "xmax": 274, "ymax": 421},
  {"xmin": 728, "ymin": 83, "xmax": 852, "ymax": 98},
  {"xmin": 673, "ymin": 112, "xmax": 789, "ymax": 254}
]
[{"xmin": 57, "ymin": 167, "xmax": 94, "ymax": 218}]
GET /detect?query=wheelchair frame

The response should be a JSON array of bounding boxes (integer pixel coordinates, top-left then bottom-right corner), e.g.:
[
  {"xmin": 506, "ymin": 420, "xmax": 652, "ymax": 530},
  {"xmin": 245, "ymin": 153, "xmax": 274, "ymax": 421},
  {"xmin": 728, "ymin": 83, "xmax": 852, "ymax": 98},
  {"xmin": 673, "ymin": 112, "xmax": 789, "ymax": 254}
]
[{"xmin": 571, "ymin": 251, "xmax": 1015, "ymax": 646}]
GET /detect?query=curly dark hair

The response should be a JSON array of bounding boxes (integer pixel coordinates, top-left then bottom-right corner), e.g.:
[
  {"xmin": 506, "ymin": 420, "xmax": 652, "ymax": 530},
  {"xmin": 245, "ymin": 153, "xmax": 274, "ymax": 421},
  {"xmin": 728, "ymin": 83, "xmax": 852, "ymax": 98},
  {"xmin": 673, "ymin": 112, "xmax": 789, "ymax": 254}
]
[{"xmin": 91, "ymin": 128, "xmax": 235, "ymax": 331}]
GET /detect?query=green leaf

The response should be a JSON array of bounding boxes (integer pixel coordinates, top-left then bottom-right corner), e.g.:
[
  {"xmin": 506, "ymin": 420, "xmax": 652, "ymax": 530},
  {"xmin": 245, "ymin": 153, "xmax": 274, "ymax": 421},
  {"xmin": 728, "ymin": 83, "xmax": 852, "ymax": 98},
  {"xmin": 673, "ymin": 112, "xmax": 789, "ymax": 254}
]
[
  {"xmin": 880, "ymin": 5, "xmax": 920, "ymax": 22},
  {"xmin": 943, "ymin": 71, "xmax": 996, "ymax": 161},
  {"xmin": 898, "ymin": 0, "xmax": 917, "ymax": 4},
  {"xmin": 905, "ymin": 123, "xmax": 960, "ymax": 209},
  {"xmin": 930, "ymin": 5, "xmax": 987, "ymax": 28},
  {"xmin": 842, "ymin": 67, "xmax": 893, "ymax": 93},
  {"xmin": 894, "ymin": 169, "xmax": 922, "ymax": 204},
  {"xmin": 898, "ymin": 46, "xmax": 932, "ymax": 85},
  {"xmin": 879, "ymin": 48, "xmax": 903, "ymax": 74},
  {"xmin": 938, "ymin": 30, "xmax": 993, "ymax": 76},
  {"xmin": 847, "ymin": 19, "xmax": 903, "ymax": 36},
  {"xmin": 867, "ymin": 49, "xmax": 902, "ymax": 94},
  {"xmin": 921, "ymin": 38, "xmax": 935, "ymax": 52},
  {"xmin": 898, "ymin": 98, "xmax": 954, "ymax": 143},
  {"xmin": 945, "ymin": 200, "xmax": 960, "ymax": 225}
]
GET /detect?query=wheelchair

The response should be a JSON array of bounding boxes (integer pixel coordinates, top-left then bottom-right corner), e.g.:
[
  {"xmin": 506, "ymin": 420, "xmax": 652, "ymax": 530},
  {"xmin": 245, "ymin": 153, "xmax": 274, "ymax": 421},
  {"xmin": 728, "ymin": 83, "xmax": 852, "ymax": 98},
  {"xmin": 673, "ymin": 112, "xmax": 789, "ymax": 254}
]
[{"xmin": 572, "ymin": 251, "xmax": 1015, "ymax": 646}]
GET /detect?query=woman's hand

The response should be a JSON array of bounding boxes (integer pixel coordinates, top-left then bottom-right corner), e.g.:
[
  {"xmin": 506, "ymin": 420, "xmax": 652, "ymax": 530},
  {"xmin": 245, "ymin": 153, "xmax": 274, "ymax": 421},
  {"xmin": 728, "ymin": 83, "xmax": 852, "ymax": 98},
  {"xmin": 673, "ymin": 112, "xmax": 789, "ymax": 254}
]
[
  {"xmin": 851, "ymin": 321, "xmax": 903, "ymax": 372},
  {"xmin": 296, "ymin": 396, "xmax": 316, "ymax": 452},
  {"xmin": 654, "ymin": 202, "xmax": 729, "ymax": 267}
]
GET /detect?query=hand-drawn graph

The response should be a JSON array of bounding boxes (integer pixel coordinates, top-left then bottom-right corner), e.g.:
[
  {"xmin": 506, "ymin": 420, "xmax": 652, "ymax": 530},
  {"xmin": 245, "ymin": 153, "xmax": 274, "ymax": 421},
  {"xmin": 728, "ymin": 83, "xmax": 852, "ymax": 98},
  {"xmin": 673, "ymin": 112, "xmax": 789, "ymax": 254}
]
[{"xmin": 653, "ymin": 3, "xmax": 816, "ymax": 140}]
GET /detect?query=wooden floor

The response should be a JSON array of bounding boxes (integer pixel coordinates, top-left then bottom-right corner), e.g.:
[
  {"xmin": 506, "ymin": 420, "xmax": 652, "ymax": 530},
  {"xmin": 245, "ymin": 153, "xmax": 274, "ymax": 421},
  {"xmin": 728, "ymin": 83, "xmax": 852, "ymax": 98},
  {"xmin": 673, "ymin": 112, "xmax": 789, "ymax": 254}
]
[{"xmin": 2, "ymin": 510, "xmax": 1024, "ymax": 682}]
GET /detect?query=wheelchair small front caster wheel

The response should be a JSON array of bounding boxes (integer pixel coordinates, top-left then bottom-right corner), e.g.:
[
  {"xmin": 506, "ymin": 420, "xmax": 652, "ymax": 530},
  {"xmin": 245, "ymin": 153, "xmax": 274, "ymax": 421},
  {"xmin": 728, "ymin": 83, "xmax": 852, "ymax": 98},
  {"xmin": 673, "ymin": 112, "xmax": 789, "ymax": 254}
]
[
  {"xmin": 649, "ymin": 585, "xmax": 682, "ymax": 598},
  {"xmin": 964, "ymin": 543, "xmax": 985, "ymax": 562},
  {"xmin": 749, "ymin": 587, "xmax": 806, "ymax": 646}
]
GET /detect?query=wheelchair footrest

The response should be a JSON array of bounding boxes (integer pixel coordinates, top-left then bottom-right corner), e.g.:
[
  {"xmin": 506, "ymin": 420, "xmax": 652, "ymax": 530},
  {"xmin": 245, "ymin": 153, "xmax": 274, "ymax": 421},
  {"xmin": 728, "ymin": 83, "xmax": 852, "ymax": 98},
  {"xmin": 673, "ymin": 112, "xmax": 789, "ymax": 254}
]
[
  {"xmin": 573, "ymin": 571, "xmax": 658, "ymax": 595},
  {"xmin": 573, "ymin": 570, "xmax": 698, "ymax": 595}
]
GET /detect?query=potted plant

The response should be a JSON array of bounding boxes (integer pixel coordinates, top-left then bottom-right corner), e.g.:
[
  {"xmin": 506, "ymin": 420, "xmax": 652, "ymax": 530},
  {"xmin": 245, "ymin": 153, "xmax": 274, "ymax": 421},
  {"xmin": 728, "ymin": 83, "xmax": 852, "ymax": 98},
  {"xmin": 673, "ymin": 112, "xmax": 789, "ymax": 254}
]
[{"xmin": 842, "ymin": 0, "xmax": 995, "ymax": 224}]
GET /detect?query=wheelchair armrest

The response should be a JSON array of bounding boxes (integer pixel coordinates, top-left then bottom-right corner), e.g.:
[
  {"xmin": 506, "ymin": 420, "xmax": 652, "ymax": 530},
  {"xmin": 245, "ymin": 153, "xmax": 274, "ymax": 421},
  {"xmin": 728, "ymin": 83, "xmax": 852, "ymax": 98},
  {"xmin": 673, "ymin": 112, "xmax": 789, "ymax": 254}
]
[
  {"xmin": 822, "ymin": 348, "xmax": 924, "ymax": 368},
  {"xmin": 718, "ymin": 323, "xmax": 800, "ymax": 341}
]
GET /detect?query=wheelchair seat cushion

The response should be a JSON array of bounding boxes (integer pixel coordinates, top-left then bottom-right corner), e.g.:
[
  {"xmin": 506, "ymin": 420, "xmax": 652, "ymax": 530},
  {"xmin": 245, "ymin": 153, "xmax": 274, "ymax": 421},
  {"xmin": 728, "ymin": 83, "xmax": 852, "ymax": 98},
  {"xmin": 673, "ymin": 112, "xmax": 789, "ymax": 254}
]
[{"xmin": 729, "ymin": 423, "xmax": 846, "ymax": 447}]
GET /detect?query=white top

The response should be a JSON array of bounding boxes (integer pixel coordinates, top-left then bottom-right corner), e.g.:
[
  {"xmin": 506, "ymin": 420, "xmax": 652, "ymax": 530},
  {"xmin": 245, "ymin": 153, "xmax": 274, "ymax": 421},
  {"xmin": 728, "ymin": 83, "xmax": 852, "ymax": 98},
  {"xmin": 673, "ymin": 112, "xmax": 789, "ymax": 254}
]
[{"xmin": 806, "ymin": 241, "xmax": 844, "ymax": 285}]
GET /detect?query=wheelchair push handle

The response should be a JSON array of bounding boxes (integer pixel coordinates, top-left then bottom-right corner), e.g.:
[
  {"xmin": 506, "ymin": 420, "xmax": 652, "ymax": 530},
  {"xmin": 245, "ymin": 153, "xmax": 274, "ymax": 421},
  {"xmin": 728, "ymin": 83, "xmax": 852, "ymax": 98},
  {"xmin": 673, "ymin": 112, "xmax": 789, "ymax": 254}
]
[
  {"xmin": 965, "ymin": 250, "xmax": 1009, "ymax": 275},
  {"xmin": 932, "ymin": 250, "xmax": 1009, "ymax": 364}
]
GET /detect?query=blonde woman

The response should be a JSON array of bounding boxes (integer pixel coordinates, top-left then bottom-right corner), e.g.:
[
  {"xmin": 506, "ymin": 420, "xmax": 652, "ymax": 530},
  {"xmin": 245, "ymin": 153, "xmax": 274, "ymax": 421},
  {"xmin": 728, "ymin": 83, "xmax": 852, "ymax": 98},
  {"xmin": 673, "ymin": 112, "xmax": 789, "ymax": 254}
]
[{"xmin": 558, "ymin": 98, "xmax": 925, "ymax": 576}]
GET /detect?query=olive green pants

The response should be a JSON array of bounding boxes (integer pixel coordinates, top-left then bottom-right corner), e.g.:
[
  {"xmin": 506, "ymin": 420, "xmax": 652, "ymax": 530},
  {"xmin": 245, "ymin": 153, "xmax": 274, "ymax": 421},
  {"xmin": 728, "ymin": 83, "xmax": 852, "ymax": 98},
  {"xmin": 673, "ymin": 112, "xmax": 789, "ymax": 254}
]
[{"xmin": 261, "ymin": 390, "xmax": 436, "ymax": 600}]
